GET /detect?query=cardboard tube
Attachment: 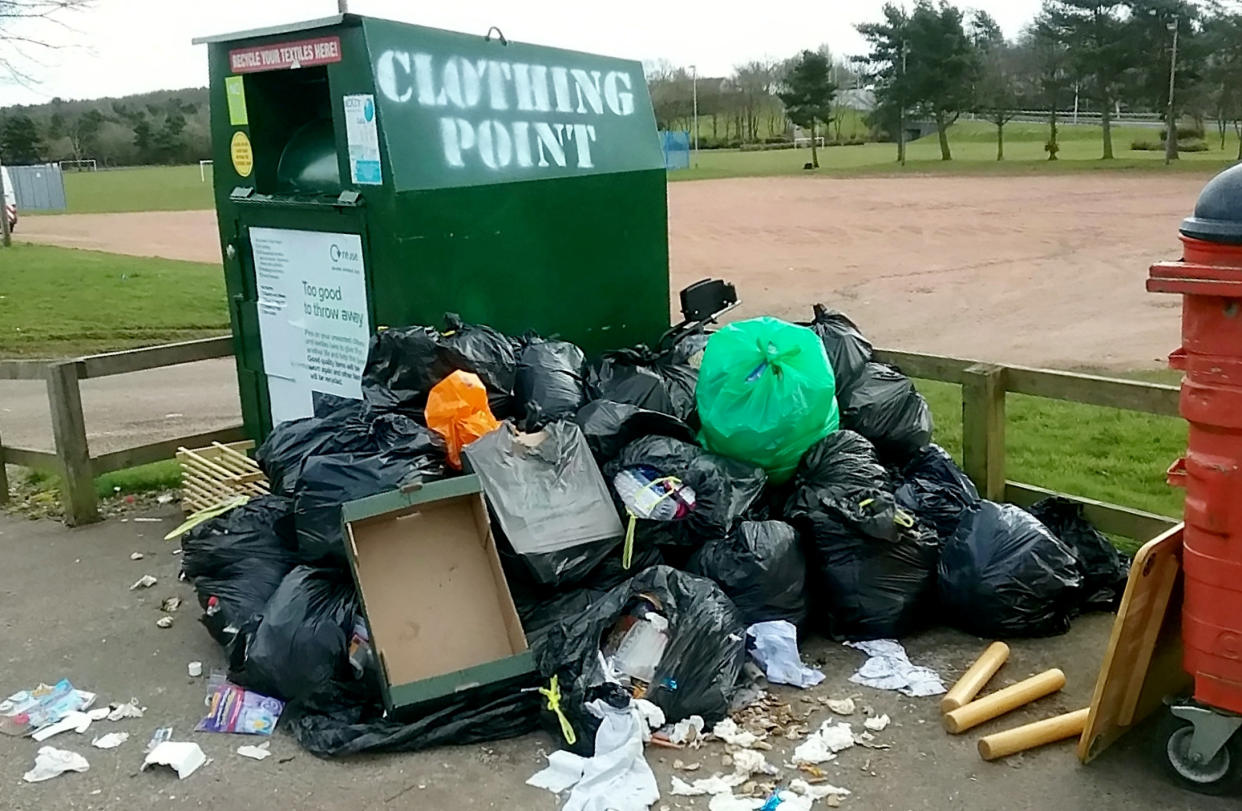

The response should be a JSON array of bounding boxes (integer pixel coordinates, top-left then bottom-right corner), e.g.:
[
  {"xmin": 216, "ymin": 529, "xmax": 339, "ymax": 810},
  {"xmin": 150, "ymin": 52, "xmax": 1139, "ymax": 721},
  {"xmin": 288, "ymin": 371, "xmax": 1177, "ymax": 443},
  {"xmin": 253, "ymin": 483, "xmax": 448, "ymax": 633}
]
[
  {"xmin": 977, "ymin": 708, "xmax": 1089, "ymax": 761},
  {"xmin": 941, "ymin": 642, "xmax": 1010, "ymax": 713},
  {"xmin": 942, "ymin": 669, "xmax": 1066, "ymax": 734}
]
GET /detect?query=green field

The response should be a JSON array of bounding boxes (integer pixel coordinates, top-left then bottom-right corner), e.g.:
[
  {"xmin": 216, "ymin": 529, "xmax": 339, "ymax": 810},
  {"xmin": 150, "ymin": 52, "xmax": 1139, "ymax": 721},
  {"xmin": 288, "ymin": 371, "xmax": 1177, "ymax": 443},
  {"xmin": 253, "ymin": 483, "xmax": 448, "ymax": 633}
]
[
  {"xmin": 0, "ymin": 243, "xmax": 229, "ymax": 357},
  {"xmin": 43, "ymin": 120, "xmax": 1240, "ymax": 214}
]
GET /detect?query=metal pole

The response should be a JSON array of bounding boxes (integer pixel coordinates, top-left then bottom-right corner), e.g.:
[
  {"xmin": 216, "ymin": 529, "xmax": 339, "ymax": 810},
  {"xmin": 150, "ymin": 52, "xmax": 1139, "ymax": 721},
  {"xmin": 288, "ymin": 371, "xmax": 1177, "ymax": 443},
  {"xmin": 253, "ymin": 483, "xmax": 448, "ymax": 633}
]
[
  {"xmin": 1165, "ymin": 17, "xmax": 1179, "ymax": 165},
  {"xmin": 337, "ymin": 0, "xmax": 349, "ymax": 13},
  {"xmin": 0, "ymin": 167, "xmax": 10, "ymax": 248},
  {"xmin": 1073, "ymin": 83, "xmax": 1079, "ymax": 125},
  {"xmin": 898, "ymin": 41, "xmax": 907, "ymax": 166},
  {"xmin": 691, "ymin": 65, "xmax": 699, "ymax": 155}
]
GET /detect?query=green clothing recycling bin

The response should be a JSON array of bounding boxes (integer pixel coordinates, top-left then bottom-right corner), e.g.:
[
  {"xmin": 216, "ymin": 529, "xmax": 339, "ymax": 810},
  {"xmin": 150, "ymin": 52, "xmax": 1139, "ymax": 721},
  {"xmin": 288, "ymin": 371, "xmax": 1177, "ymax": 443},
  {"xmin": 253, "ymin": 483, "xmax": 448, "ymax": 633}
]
[{"xmin": 194, "ymin": 13, "xmax": 670, "ymax": 438}]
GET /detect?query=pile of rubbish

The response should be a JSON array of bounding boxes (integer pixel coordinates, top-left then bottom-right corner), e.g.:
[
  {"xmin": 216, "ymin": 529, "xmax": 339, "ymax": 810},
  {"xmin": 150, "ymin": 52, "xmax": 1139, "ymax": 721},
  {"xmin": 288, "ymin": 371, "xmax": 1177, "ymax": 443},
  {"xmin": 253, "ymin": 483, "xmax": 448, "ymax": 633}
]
[{"xmin": 173, "ymin": 303, "xmax": 1130, "ymax": 779}]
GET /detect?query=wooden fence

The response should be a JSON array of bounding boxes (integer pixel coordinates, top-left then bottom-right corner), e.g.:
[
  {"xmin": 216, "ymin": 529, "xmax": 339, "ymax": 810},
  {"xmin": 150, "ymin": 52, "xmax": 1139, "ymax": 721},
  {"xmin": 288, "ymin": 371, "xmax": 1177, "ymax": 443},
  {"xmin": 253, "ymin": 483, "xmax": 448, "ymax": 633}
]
[
  {"xmin": 0, "ymin": 337, "xmax": 244, "ymax": 525},
  {"xmin": 1, "ymin": 339, "xmax": 1182, "ymax": 536}
]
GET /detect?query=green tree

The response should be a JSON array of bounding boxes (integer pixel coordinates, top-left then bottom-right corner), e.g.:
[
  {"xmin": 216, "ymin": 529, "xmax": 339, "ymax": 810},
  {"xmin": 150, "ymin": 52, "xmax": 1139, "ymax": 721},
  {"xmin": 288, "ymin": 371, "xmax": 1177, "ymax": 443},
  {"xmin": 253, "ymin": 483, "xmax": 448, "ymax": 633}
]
[
  {"xmin": 1, "ymin": 113, "xmax": 43, "ymax": 163},
  {"xmin": 860, "ymin": 0, "xmax": 981, "ymax": 161},
  {"xmin": 778, "ymin": 49, "xmax": 837, "ymax": 168},
  {"xmin": 1124, "ymin": 0, "xmax": 1205, "ymax": 161},
  {"xmin": 1043, "ymin": 0, "xmax": 1132, "ymax": 160},
  {"xmin": 856, "ymin": 4, "xmax": 913, "ymax": 161},
  {"xmin": 971, "ymin": 10, "xmax": 1025, "ymax": 160},
  {"xmin": 131, "ymin": 117, "xmax": 154, "ymax": 161},
  {"xmin": 1016, "ymin": 15, "xmax": 1073, "ymax": 160},
  {"xmin": 72, "ymin": 109, "xmax": 106, "ymax": 161},
  {"xmin": 1201, "ymin": 9, "xmax": 1242, "ymax": 157}
]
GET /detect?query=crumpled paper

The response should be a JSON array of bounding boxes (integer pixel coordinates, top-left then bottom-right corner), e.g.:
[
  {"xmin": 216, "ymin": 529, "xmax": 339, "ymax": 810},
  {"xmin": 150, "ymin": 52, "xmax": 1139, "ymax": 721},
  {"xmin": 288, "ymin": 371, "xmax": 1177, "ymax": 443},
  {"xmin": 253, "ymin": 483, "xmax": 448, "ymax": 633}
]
[
  {"xmin": 845, "ymin": 639, "xmax": 946, "ymax": 697},
  {"xmin": 23, "ymin": 747, "xmax": 89, "ymax": 782},
  {"xmin": 746, "ymin": 621, "xmax": 826, "ymax": 689}
]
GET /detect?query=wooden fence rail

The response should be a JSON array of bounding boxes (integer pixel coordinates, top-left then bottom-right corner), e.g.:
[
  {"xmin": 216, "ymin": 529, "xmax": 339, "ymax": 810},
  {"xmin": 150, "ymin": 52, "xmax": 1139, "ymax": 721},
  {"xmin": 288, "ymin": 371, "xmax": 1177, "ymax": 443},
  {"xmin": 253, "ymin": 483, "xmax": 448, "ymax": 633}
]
[
  {"xmin": 0, "ymin": 337, "xmax": 243, "ymax": 525},
  {"xmin": 2, "ymin": 339, "xmax": 1183, "ymax": 534}
]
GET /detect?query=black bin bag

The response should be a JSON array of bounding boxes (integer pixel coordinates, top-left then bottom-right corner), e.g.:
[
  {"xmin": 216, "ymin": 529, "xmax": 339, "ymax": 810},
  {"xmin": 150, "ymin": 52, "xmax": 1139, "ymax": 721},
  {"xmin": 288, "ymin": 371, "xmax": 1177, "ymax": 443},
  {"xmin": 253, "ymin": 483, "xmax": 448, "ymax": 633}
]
[
  {"xmin": 574, "ymin": 400, "xmax": 695, "ymax": 466},
  {"xmin": 180, "ymin": 495, "xmax": 298, "ymax": 645},
  {"xmin": 688, "ymin": 520, "xmax": 807, "ymax": 626},
  {"xmin": 234, "ymin": 566, "xmax": 359, "ymax": 705},
  {"xmin": 516, "ymin": 339, "xmax": 588, "ymax": 430},
  {"xmin": 803, "ymin": 304, "xmax": 873, "ymax": 397},
  {"xmin": 535, "ymin": 566, "xmax": 746, "ymax": 756},
  {"xmin": 793, "ymin": 430, "xmax": 890, "ymax": 493},
  {"xmin": 789, "ymin": 488, "xmax": 939, "ymax": 640},
  {"xmin": 604, "ymin": 435, "xmax": 767, "ymax": 550},
  {"xmin": 587, "ymin": 346, "xmax": 699, "ymax": 424},
  {"xmin": 840, "ymin": 362, "xmax": 933, "ymax": 465},
  {"xmin": 293, "ymin": 451, "xmax": 446, "ymax": 565},
  {"xmin": 1027, "ymin": 496, "xmax": 1130, "ymax": 611},
  {"xmin": 938, "ymin": 500, "xmax": 1083, "ymax": 637},
  {"xmin": 894, "ymin": 444, "xmax": 980, "ymax": 540},
  {"xmin": 360, "ymin": 314, "xmax": 517, "ymax": 417}
]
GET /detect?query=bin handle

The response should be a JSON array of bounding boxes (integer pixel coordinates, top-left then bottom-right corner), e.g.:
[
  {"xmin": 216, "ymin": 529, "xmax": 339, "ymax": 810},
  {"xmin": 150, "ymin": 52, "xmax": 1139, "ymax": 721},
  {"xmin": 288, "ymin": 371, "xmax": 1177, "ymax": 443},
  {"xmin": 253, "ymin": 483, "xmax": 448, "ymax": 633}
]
[
  {"xmin": 1167, "ymin": 457, "xmax": 1188, "ymax": 488},
  {"xmin": 484, "ymin": 26, "xmax": 508, "ymax": 45}
]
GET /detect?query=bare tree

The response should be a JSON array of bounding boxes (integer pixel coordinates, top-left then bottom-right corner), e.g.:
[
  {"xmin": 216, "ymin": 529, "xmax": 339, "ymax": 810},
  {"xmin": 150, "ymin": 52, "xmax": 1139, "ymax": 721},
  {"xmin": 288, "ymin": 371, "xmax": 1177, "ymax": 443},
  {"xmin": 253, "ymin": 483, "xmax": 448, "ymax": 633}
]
[{"xmin": 0, "ymin": 1, "xmax": 92, "ymax": 84}]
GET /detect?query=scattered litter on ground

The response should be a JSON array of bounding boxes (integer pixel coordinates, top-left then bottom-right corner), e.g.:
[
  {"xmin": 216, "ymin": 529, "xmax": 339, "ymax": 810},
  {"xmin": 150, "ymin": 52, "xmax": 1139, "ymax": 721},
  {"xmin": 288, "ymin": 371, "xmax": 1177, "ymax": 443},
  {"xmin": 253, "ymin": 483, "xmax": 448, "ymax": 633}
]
[
  {"xmin": 730, "ymin": 693, "xmax": 809, "ymax": 742},
  {"xmin": 145, "ymin": 727, "xmax": 173, "ymax": 753},
  {"xmin": 107, "ymin": 700, "xmax": 145, "ymax": 721},
  {"xmin": 712, "ymin": 718, "xmax": 761, "ymax": 748},
  {"xmin": 196, "ymin": 676, "xmax": 283, "ymax": 735},
  {"xmin": 670, "ymin": 773, "xmax": 745, "ymax": 796},
  {"xmin": 91, "ymin": 732, "xmax": 129, "ymax": 749},
  {"xmin": 746, "ymin": 621, "xmax": 825, "ymax": 689},
  {"xmin": 792, "ymin": 721, "xmax": 854, "ymax": 765},
  {"xmin": 863, "ymin": 714, "xmax": 891, "ymax": 732},
  {"xmin": 731, "ymin": 748, "xmax": 778, "ymax": 778},
  {"xmin": 237, "ymin": 741, "xmax": 272, "ymax": 761},
  {"xmin": 789, "ymin": 778, "xmax": 851, "ymax": 800},
  {"xmin": 188, "ymin": 662, "xmax": 203, "ymax": 678},
  {"xmin": 826, "ymin": 698, "xmax": 856, "ymax": 716},
  {"xmin": 161, "ymin": 596, "xmax": 182, "ymax": 613},
  {"xmin": 155, "ymin": 616, "xmax": 174, "ymax": 629},
  {"xmin": 87, "ymin": 707, "xmax": 109, "ymax": 721},
  {"xmin": 665, "ymin": 715, "xmax": 705, "ymax": 748},
  {"xmin": 0, "ymin": 680, "xmax": 96, "ymax": 738},
  {"xmin": 157, "ymin": 493, "xmax": 175, "ymax": 504},
  {"xmin": 672, "ymin": 759, "xmax": 701, "ymax": 771},
  {"xmin": 845, "ymin": 639, "xmax": 946, "ymax": 697},
  {"xmin": 23, "ymin": 746, "xmax": 89, "ymax": 782},
  {"xmin": 31, "ymin": 710, "xmax": 92, "ymax": 742},
  {"xmin": 132, "ymin": 517, "xmax": 162, "ymax": 523},
  {"xmin": 130, "ymin": 552, "xmax": 144, "ymax": 560},
  {"xmin": 142, "ymin": 741, "xmax": 207, "ymax": 779},
  {"xmin": 129, "ymin": 574, "xmax": 157, "ymax": 590}
]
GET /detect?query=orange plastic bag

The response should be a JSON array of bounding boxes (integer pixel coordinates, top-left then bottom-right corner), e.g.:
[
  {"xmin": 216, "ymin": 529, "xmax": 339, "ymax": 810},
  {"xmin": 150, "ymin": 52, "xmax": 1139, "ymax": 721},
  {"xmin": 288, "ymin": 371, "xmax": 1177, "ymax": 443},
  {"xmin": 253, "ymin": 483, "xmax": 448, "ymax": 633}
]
[{"xmin": 426, "ymin": 370, "xmax": 501, "ymax": 469}]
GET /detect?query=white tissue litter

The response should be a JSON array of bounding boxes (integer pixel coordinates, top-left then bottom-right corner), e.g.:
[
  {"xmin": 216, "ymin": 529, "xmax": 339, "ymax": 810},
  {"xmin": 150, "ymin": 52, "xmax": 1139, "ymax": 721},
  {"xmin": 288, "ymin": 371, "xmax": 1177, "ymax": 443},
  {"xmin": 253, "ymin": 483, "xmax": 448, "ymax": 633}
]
[
  {"xmin": 845, "ymin": 639, "xmax": 946, "ymax": 697},
  {"xmin": 667, "ymin": 714, "xmax": 705, "ymax": 747},
  {"xmin": 745, "ymin": 620, "xmax": 826, "ymax": 689},
  {"xmin": 826, "ymin": 697, "xmax": 856, "ymax": 715},
  {"xmin": 91, "ymin": 732, "xmax": 129, "ymax": 749},
  {"xmin": 129, "ymin": 574, "xmax": 158, "ymax": 590},
  {"xmin": 670, "ymin": 774, "xmax": 745, "ymax": 796},
  {"xmin": 710, "ymin": 718, "xmax": 760, "ymax": 748},
  {"xmin": 864, "ymin": 713, "xmax": 891, "ymax": 732},
  {"xmin": 793, "ymin": 721, "xmax": 855, "ymax": 764},
  {"xmin": 237, "ymin": 742, "xmax": 272, "ymax": 761},
  {"xmin": 106, "ymin": 700, "xmax": 145, "ymax": 721},
  {"xmin": 22, "ymin": 747, "xmax": 90, "ymax": 782},
  {"xmin": 789, "ymin": 778, "xmax": 852, "ymax": 799}
]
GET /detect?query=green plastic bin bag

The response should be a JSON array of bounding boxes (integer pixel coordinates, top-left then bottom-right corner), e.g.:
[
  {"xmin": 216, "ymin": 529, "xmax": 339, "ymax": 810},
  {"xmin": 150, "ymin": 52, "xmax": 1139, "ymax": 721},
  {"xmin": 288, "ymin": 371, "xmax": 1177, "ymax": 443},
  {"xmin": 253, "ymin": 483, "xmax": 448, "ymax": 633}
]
[{"xmin": 697, "ymin": 317, "xmax": 839, "ymax": 484}]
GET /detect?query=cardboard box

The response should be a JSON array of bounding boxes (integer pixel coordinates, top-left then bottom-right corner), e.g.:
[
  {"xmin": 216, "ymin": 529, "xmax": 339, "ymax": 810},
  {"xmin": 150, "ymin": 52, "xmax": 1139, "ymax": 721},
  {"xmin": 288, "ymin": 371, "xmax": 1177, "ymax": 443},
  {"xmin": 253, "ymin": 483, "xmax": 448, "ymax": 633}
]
[{"xmin": 340, "ymin": 475, "xmax": 535, "ymax": 713}]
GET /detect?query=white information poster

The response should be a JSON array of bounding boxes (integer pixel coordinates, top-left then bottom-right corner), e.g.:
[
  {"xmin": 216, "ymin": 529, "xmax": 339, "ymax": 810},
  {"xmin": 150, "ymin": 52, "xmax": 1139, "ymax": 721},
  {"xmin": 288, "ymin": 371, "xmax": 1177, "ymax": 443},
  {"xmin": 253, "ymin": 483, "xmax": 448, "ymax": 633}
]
[
  {"xmin": 343, "ymin": 94, "xmax": 382, "ymax": 185},
  {"xmin": 250, "ymin": 227, "xmax": 371, "ymax": 425}
]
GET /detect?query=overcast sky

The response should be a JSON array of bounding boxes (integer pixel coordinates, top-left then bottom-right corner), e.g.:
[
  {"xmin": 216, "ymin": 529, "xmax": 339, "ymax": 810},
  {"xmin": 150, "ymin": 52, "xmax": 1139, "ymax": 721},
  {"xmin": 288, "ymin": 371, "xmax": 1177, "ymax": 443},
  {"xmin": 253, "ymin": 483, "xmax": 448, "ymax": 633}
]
[{"xmin": 0, "ymin": 0, "xmax": 1046, "ymax": 107}]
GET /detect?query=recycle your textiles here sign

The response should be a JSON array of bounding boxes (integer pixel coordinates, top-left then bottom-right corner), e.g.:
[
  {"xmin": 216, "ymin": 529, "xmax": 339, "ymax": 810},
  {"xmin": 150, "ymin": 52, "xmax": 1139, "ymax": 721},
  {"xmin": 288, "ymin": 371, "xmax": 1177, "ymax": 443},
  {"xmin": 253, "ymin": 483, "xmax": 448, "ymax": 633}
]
[{"xmin": 371, "ymin": 42, "xmax": 662, "ymax": 189}]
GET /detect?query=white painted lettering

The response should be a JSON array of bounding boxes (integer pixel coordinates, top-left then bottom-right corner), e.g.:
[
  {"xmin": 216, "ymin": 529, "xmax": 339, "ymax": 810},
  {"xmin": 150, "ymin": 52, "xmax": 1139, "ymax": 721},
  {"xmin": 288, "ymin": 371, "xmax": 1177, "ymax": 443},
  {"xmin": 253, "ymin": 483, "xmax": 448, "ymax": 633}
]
[
  {"xmin": 513, "ymin": 64, "xmax": 552, "ymax": 112},
  {"xmin": 437, "ymin": 59, "xmax": 465, "ymax": 108},
  {"xmin": 571, "ymin": 69, "xmax": 604, "ymax": 115},
  {"xmin": 512, "ymin": 121, "xmax": 533, "ymax": 167},
  {"xmin": 412, "ymin": 52, "xmax": 439, "ymax": 106},
  {"xmin": 533, "ymin": 122, "xmax": 567, "ymax": 167},
  {"xmin": 477, "ymin": 120, "xmax": 513, "ymax": 169},
  {"xmin": 486, "ymin": 60, "xmax": 511, "ymax": 111},
  {"xmin": 376, "ymin": 50, "xmax": 412, "ymax": 103},
  {"xmin": 439, "ymin": 117, "xmax": 475, "ymax": 167},
  {"xmin": 550, "ymin": 67, "xmax": 573, "ymax": 113},
  {"xmin": 568, "ymin": 123, "xmax": 598, "ymax": 167},
  {"xmin": 604, "ymin": 71, "xmax": 635, "ymax": 116}
]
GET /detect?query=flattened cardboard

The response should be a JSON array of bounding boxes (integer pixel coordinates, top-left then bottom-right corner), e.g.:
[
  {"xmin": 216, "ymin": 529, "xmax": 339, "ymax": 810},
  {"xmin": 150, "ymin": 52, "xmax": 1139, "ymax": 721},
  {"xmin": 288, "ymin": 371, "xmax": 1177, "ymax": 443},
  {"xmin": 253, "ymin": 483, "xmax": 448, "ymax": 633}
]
[{"xmin": 341, "ymin": 476, "xmax": 533, "ymax": 711}]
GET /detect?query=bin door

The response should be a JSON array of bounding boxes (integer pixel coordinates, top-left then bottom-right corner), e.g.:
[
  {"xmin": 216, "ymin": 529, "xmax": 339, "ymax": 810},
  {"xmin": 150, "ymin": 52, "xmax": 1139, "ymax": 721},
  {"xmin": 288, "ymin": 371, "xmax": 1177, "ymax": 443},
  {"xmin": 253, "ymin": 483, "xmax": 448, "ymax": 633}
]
[{"xmin": 232, "ymin": 208, "xmax": 374, "ymax": 434}]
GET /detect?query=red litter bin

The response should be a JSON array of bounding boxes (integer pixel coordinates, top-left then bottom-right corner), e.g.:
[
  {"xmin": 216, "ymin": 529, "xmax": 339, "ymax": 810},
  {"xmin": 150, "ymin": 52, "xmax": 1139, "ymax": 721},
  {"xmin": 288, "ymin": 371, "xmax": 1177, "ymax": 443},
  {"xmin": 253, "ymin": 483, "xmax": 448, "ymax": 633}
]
[{"xmin": 1148, "ymin": 163, "xmax": 1242, "ymax": 795}]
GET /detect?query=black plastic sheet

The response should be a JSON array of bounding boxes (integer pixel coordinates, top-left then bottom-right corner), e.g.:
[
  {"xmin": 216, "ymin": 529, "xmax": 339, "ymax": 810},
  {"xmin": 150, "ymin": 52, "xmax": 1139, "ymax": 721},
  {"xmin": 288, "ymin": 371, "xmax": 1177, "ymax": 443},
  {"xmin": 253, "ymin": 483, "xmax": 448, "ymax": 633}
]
[
  {"xmin": 293, "ymin": 451, "xmax": 446, "ymax": 565},
  {"xmin": 534, "ymin": 566, "xmax": 746, "ymax": 755},
  {"xmin": 605, "ymin": 435, "xmax": 767, "ymax": 549},
  {"xmin": 839, "ymin": 362, "xmax": 933, "ymax": 465},
  {"xmin": 588, "ymin": 346, "xmax": 698, "ymax": 424},
  {"xmin": 515, "ymin": 339, "xmax": 588, "ymax": 430},
  {"xmin": 803, "ymin": 304, "xmax": 873, "ymax": 397},
  {"xmin": 179, "ymin": 495, "xmax": 298, "ymax": 645},
  {"xmin": 688, "ymin": 520, "xmax": 807, "ymax": 626},
  {"xmin": 938, "ymin": 500, "xmax": 1083, "ymax": 637},
  {"xmin": 1028, "ymin": 497, "xmax": 1130, "ymax": 612},
  {"xmin": 894, "ymin": 444, "xmax": 980, "ymax": 540},
  {"xmin": 574, "ymin": 400, "xmax": 695, "ymax": 466}
]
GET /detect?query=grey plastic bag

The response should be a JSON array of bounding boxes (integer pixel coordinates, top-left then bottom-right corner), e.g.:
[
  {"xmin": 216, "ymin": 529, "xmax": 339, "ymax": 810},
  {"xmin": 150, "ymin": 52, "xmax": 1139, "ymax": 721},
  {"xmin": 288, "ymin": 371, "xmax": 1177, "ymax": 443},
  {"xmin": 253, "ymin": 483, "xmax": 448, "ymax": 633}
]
[{"xmin": 464, "ymin": 421, "xmax": 624, "ymax": 586}]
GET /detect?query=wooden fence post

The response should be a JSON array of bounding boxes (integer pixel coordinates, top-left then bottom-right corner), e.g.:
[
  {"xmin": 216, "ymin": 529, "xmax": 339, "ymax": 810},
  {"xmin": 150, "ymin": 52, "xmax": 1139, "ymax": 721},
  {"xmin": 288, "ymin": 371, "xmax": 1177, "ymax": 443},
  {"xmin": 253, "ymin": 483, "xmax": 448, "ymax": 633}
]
[
  {"xmin": 962, "ymin": 362, "xmax": 1007, "ymax": 502},
  {"xmin": 46, "ymin": 360, "xmax": 98, "ymax": 526}
]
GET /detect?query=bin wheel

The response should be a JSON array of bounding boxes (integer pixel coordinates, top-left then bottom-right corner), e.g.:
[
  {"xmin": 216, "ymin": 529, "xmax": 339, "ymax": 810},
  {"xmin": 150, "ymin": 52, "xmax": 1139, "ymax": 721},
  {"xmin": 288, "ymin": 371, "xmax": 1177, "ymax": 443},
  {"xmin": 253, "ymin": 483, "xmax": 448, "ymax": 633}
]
[{"xmin": 1157, "ymin": 709, "xmax": 1242, "ymax": 796}]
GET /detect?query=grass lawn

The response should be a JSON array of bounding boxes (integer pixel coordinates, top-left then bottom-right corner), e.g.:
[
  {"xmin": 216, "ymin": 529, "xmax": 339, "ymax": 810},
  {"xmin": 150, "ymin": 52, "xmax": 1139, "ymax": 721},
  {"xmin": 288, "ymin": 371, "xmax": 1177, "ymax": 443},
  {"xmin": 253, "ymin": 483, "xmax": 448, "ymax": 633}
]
[
  {"xmin": 0, "ymin": 243, "xmax": 229, "ymax": 357},
  {"xmin": 50, "ymin": 164, "xmax": 214, "ymax": 214},
  {"xmin": 915, "ymin": 378, "xmax": 1184, "ymax": 553},
  {"xmin": 674, "ymin": 120, "xmax": 1239, "ymax": 181}
]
